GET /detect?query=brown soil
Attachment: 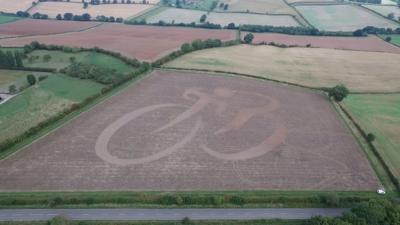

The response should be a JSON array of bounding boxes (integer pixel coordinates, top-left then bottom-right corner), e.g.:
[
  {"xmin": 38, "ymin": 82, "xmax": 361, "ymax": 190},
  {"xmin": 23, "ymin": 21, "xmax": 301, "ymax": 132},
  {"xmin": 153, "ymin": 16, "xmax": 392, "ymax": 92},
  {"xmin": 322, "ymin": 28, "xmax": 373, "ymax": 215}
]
[
  {"xmin": 0, "ymin": 24, "xmax": 236, "ymax": 60},
  {"xmin": 0, "ymin": 19, "xmax": 101, "ymax": 38},
  {"xmin": 250, "ymin": 32, "xmax": 400, "ymax": 54},
  {"xmin": 0, "ymin": 70, "xmax": 380, "ymax": 191}
]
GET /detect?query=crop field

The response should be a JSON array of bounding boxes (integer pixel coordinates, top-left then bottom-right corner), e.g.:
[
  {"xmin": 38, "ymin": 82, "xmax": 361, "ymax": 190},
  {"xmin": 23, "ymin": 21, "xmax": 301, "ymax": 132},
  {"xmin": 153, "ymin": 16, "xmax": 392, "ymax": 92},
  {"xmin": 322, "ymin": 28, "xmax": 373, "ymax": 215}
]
[
  {"xmin": 295, "ymin": 4, "xmax": 398, "ymax": 31},
  {"xmin": 0, "ymin": 70, "xmax": 380, "ymax": 191},
  {"xmin": 0, "ymin": 15, "xmax": 20, "ymax": 24},
  {"xmin": 249, "ymin": 33, "xmax": 400, "ymax": 54},
  {"xmin": 144, "ymin": 7, "xmax": 300, "ymax": 26},
  {"xmin": 344, "ymin": 94, "xmax": 400, "ymax": 179},
  {"xmin": 0, "ymin": 0, "xmax": 34, "ymax": 13},
  {"xmin": 29, "ymin": 2, "xmax": 155, "ymax": 19},
  {"xmin": 164, "ymin": 45, "xmax": 400, "ymax": 92},
  {"xmin": 0, "ymin": 70, "xmax": 51, "ymax": 93},
  {"xmin": 0, "ymin": 24, "xmax": 236, "ymax": 61},
  {"xmin": 0, "ymin": 74, "xmax": 104, "ymax": 144},
  {"xmin": 0, "ymin": 19, "xmax": 100, "ymax": 38},
  {"xmin": 363, "ymin": 4, "xmax": 400, "ymax": 19},
  {"xmin": 286, "ymin": 0, "xmax": 337, "ymax": 4},
  {"xmin": 24, "ymin": 50, "xmax": 133, "ymax": 72},
  {"xmin": 215, "ymin": 0, "xmax": 297, "ymax": 15}
]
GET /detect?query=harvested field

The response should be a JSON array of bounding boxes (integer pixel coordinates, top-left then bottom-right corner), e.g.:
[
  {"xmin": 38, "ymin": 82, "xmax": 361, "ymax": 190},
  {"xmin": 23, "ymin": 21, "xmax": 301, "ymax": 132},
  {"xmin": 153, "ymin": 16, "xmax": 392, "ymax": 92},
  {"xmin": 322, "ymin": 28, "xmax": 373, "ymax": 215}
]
[
  {"xmin": 164, "ymin": 45, "xmax": 400, "ymax": 92},
  {"xmin": 0, "ymin": 70, "xmax": 380, "ymax": 191},
  {"xmin": 363, "ymin": 4, "xmax": 400, "ymax": 19},
  {"xmin": 295, "ymin": 4, "xmax": 398, "ymax": 31},
  {"xmin": 0, "ymin": 0, "xmax": 34, "ymax": 13},
  {"xmin": 215, "ymin": 0, "xmax": 297, "ymax": 15},
  {"xmin": 249, "ymin": 33, "xmax": 400, "ymax": 54},
  {"xmin": 0, "ymin": 19, "xmax": 100, "ymax": 38},
  {"xmin": 344, "ymin": 94, "xmax": 400, "ymax": 179},
  {"xmin": 29, "ymin": 2, "xmax": 154, "ymax": 19},
  {"xmin": 144, "ymin": 7, "xmax": 300, "ymax": 26},
  {"xmin": 287, "ymin": 0, "xmax": 337, "ymax": 4},
  {"xmin": 0, "ymin": 24, "xmax": 236, "ymax": 61}
]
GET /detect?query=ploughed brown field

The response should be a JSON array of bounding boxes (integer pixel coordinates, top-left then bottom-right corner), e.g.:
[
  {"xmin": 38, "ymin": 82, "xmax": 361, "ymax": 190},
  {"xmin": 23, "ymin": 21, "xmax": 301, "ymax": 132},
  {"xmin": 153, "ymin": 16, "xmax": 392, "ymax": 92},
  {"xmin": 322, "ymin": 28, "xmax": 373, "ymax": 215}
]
[
  {"xmin": 0, "ymin": 19, "xmax": 101, "ymax": 38},
  {"xmin": 0, "ymin": 24, "xmax": 236, "ymax": 61},
  {"xmin": 0, "ymin": 70, "xmax": 380, "ymax": 191},
  {"xmin": 249, "ymin": 32, "xmax": 400, "ymax": 54}
]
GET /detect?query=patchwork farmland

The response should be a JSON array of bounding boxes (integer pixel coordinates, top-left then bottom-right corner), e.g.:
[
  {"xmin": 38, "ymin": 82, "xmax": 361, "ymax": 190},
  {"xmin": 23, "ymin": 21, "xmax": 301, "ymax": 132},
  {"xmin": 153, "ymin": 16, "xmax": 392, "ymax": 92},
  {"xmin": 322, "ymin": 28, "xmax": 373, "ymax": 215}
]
[
  {"xmin": 0, "ymin": 24, "xmax": 236, "ymax": 61},
  {"xmin": 295, "ymin": 4, "xmax": 398, "ymax": 31},
  {"xmin": 215, "ymin": 0, "xmax": 298, "ymax": 15},
  {"xmin": 248, "ymin": 33, "xmax": 400, "ymax": 54},
  {"xmin": 164, "ymin": 44, "xmax": 400, "ymax": 92},
  {"xmin": 363, "ymin": 4, "xmax": 400, "ymax": 19},
  {"xmin": 142, "ymin": 7, "xmax": 300, "ymax": 26},
  {"xmin": 29, "ymin": 1, "xmax": 155, "ymax": 19},
  {"xmin": 0, "ymin": 70, "xmax": 380, "ymax": 191}
]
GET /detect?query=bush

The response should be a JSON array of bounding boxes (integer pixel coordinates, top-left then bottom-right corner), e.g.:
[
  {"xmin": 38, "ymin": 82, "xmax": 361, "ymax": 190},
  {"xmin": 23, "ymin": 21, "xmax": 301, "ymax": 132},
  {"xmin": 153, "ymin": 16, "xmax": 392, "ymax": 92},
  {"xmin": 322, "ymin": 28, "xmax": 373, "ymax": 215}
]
[
  {"xmin": 366, "ymin": 133, "xmax": 375, "ymax": 142},
  {"xmin": 243, "ymin": 33, "xmax": 254, "ymax": 44},
  {"xmin": 8, "ymin": 84, "xmax": 17, "ymax": 94},
  {"xmin": 328, "ymin": 84, "xmax": 349, "ymax": 102},
  {"xmin": 385, "ymin": 36, "xmax": 392, "ymax": 42},
  {"xmin": 49, "ymin": 216, "xmax": 70, "ymax": 225},
  {"xmin": 26, "ymin": 74, "xmax": 36, "ymax": 86}
]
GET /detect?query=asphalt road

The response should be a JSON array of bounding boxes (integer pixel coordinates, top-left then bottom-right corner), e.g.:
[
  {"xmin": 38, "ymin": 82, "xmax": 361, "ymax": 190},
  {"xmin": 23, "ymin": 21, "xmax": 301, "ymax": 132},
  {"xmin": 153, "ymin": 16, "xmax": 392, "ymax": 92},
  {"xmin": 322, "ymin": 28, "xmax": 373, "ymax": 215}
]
[{"xmin": 0, "ymin": 208, "xmax": 347, "ymax": 221}]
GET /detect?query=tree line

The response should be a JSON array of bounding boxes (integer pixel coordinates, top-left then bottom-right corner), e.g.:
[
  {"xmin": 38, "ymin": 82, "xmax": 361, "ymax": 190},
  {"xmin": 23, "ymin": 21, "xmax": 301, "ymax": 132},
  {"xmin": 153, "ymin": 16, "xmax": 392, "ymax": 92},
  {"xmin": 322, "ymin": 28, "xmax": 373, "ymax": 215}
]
[{"xmin": 0, "ymin": 49, "xmax": 24, "ymax": 69}]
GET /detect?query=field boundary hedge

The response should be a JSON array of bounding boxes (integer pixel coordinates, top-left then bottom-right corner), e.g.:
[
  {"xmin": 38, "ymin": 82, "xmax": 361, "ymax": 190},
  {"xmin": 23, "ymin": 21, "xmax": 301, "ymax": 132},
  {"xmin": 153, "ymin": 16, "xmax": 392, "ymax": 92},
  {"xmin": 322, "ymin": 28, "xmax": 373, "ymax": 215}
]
[
  {"xmin": 337, "ymin": 102, "xmax": 400, "ymax": 191},
  {"xmin": 0, "ymin": 190, "xmax": 384, "ymax": 209}
]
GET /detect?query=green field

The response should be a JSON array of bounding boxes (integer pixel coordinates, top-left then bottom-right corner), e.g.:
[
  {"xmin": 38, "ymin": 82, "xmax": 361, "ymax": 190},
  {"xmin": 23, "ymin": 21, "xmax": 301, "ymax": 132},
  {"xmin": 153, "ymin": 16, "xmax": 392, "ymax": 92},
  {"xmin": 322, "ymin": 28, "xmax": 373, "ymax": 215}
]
[
  {"xmin": 0, "ymin": 74, "xmax": 104, "ymax": 144},
  {"xmin": 295, "ymin": 4, "xmax": 398, "ymax": 31},
  {"xmin": 0, "ymin": 69, "xmax": 51, "ymax": 93},
  {"xmin": 380, "ymin": 34, "xmax": 400, "ymax": 46},
  {"xmin": 24, "ymin": 50, "xmax": 133, "ymax": 73},
  {"xmin": 344, "ymin": 94, "xmax": 400, "ymax": 179},
  {"xmin": 0, "ymin": 14, "xmax": 20, "ymax": 24}
]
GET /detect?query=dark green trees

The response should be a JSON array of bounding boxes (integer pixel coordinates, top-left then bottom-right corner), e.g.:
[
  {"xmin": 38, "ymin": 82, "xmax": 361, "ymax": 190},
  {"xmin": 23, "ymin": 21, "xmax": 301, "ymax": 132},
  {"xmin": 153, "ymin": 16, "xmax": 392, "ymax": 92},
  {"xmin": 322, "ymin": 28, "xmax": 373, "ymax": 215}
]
[{"xmin": 328, "ymin": 84, "xmax": 349, "ymax": 102}]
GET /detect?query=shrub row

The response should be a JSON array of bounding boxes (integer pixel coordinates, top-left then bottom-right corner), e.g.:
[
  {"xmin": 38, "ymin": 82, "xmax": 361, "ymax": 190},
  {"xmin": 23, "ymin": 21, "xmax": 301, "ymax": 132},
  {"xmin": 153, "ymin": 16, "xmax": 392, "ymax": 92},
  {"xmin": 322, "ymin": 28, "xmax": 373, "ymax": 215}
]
[
  {"xmin": 152, "ymin": 39, "xmax": 240, "ymax": 67},
  {"xmin": 23, "ymin": 41, "xmax": 142, "ymax": 68},
  {"xmin": 0, "ymin": 192, "xmax": 378, "ymax": 208},
  {"xmin": 338, "ymin": 103, "xmax": 400, "ymax": 191}
]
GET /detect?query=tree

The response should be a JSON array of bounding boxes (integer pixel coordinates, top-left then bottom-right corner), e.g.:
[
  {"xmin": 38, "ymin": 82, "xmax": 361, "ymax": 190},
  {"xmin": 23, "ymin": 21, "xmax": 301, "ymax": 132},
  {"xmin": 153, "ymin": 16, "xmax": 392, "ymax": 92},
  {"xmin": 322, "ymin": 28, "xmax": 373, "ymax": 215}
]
[
  {"xmin": 14, "ymin": 52, "xmax": 23, "ymax": 68},
  {"xmin": 243, "ymin": 33, "xmax": 254, "ymax": 44},
  {"xmin": 43, "ymin": 54, "xmax": 51, "ymax": 62},
  {"xmin": 366, "ymin": 133, "xmax": 375, "ymax": 142},
  {"xmin": 328, "ymin": 84, "xmax": 349, "ymax": 102},
  {"xmin": 387, "ymin": 12, "xmax": 395, "ymax": 20},
  {"xmin": 200, "ymin": 14, "xmax": 207, "ymax": 23},
  {"xmin": 180, "ymin": 43, "xmax": 193, "ymax": 53},
  {"xmin": 63, "ymin": 13, "xmax": 73, "ymax": 20},
  {"xmin": 8, "ymin": 85, "xmax": 17, "ymax": 94},
  {"xmin": 56, "ymin": 14, "xmax": 62, "ymax": 20},
  {"xmin": 385, "ymin": 36, "xmax": 392, "ymax": 42},
  {"xmin": 27, "ymin": 74, "xmax": 36, "ymax": 86},
  {"xmin": 49, "ymin": 216, "xmax": 69, "ymax": 225}
]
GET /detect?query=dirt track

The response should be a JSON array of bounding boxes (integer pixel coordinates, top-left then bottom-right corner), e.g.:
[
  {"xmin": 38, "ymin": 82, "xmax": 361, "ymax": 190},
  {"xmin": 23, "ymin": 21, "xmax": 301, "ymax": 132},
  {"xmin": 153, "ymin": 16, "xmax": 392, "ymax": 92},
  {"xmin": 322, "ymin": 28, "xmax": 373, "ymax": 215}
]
[{"xmin": 0, "ymin": 70, "xmax": 380, "ymax": 191}]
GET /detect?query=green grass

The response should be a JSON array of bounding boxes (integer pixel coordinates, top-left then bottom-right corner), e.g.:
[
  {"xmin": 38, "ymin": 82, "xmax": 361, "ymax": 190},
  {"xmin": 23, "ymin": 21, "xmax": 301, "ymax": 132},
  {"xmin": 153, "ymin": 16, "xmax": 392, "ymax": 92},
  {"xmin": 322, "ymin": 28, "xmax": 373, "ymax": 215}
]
[
  {"xmin": 0, "ymin": 69, "xmax": 52, "ymax": 93},
  {"xmin": 0, "ymin": 220, "xmax": 304, "ymax": 225},
  {"xmin": 343, "ymin": 94, "xmax": 400, "ymax": 180},
  {"xmin": 0, "ymin": 74, "xmax": 104, "ymax": 145},
  {"xmin": 379, "ymin": 34, "xmax": 400, "ymax": 46},
  {"xmin": 24, "ymin": 50, "xmax": 133, "ymax": 73},
  {"xmin": 0, "ymin": 14, "xmax": 20, "ymax": 24},
  {"xmin": 182, "ymin": 0, "xmax": 218, "ymax": 11}
]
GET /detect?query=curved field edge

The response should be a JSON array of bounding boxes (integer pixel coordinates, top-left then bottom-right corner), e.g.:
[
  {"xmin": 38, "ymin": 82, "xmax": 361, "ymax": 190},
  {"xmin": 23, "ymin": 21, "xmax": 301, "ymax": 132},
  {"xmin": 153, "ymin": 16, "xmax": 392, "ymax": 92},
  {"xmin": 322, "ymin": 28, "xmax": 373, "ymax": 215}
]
[{"xmin": 0, "ymin": 71, "xmax": 151, "ymax": 161}]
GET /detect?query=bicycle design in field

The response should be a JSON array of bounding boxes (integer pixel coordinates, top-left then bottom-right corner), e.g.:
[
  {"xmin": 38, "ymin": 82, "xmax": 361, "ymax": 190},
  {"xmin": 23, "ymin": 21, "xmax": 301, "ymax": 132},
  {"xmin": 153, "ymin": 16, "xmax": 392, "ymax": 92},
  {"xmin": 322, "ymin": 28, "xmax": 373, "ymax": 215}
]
[{"xmin": 95, "ymin": 87, "xmax": 288, "ymax": 166}]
